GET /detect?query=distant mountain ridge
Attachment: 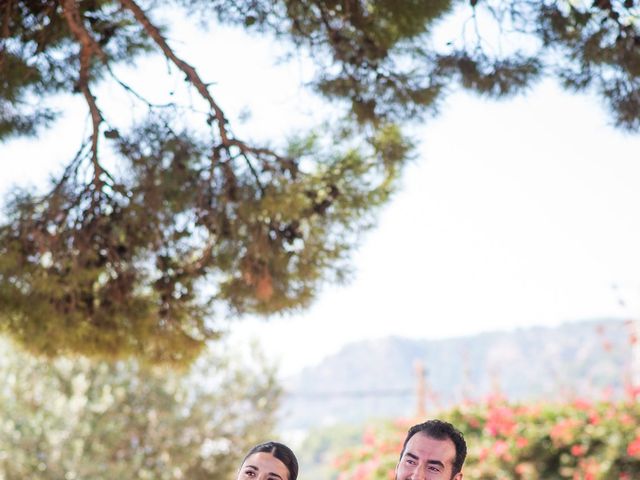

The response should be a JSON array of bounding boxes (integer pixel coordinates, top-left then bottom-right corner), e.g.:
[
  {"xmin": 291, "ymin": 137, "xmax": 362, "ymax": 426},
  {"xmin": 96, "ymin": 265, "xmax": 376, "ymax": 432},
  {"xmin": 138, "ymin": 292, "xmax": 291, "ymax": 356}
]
[{"xmin": 279, "ymin": 318, "xmax": 635, "ymax": 430}]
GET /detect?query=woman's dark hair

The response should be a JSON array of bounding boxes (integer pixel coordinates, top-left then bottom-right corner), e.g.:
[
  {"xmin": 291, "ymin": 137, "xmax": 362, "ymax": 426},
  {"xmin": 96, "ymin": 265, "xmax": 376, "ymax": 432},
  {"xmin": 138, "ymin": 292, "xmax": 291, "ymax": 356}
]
[{"xmin": 242, "ymin": 441, "xmax": 299, "ymax": 480}]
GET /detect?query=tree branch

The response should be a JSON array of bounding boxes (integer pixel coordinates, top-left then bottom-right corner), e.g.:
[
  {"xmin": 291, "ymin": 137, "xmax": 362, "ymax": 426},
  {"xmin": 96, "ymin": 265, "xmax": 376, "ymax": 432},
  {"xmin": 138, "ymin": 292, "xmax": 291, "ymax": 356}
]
[
  {"xmin": 48, "ymin": 138, "xmax": 92, "ymax": 197},
  {"xmin": 119, "ymin": 0, "xmax": 232, "ymax": 145},
  {"xmin": 226, "ymin": 139, "xmax": 285, "ymax": 161},
  {"xmin": 61, "ymin": 0, "xmax": 107, "ymax": 189},
  {"xmin": 1, "ymin": 0, "xmax": 12, "ymax": 40},
  {"xmin": 240, "ymin": 152, "xmax": 266, "ymax": 196},
  {"xmin": 118, "ymin": 0, "xmax": 300, "ymax": 198},
  {"xmin": 109, "ymin": 71, "xmax": 174, "ymax": 109},
  {"xmin": 0, "ymin": 0, "xmax": 13, "ymax": 73}
]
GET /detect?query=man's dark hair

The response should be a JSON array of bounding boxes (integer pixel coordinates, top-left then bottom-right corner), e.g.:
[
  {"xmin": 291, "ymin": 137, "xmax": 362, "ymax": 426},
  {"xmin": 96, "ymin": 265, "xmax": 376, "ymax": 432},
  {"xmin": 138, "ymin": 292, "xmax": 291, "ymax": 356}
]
[
  {"xmin": 242, "ymin": 441, "xmax": 299, "ymax": 480},
  {"xmin": 398, "ymin": 419, "xmax": 467, "ymax": 476}
]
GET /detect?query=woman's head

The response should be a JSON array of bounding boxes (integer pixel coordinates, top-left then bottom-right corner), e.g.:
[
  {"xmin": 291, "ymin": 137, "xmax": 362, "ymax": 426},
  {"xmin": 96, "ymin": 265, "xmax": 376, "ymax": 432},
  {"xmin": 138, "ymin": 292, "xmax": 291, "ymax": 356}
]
[{"xmin": 237, "ymin": 441, "xmax": 298, "ymax": 480}]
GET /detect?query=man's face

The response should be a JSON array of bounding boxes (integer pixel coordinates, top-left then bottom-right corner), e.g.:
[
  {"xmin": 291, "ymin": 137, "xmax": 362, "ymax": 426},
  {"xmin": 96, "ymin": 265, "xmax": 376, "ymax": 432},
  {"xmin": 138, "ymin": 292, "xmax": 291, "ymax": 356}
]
[{"xmin": 395, "ymin": 432, "xmax": 462, "ymax": 480}]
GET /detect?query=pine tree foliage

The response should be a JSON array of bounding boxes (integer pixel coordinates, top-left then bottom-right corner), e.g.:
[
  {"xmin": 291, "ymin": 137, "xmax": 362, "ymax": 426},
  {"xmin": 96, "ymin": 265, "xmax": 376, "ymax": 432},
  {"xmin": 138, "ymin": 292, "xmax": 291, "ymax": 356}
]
[
  {"xmin": 0, "ymin": 0, "xmax": 638, "ymax": 365},
  {"xmin": 538, "ymin": 1, "xmax": 640, "ymax": 130}
]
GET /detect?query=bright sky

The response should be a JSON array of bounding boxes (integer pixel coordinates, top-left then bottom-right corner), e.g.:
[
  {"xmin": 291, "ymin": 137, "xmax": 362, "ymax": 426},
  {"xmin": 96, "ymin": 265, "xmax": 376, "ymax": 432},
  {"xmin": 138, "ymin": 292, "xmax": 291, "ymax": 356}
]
[
  {"xmin": 233, "ymin": 80, "xmax": 640, "ymax": 375},
  {"xmin": 3, "ymin": 15, "xmax": 640, "ymax": 376}
]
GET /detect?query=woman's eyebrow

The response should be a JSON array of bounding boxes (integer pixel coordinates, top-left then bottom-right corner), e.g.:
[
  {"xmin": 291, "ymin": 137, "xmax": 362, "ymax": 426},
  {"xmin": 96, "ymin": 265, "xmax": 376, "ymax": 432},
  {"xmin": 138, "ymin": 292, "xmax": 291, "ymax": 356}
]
[{"xmin": 244, "ymin": 466, "xmax": 283, "ymax": 480}]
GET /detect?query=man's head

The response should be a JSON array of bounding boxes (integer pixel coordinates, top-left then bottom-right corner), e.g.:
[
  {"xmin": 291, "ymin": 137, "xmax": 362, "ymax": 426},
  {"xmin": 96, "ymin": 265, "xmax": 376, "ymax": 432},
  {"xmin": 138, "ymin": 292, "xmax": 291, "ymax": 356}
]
[{"xmin": 395, "ymin": 419, "xmax": 466, "ymax": 480}]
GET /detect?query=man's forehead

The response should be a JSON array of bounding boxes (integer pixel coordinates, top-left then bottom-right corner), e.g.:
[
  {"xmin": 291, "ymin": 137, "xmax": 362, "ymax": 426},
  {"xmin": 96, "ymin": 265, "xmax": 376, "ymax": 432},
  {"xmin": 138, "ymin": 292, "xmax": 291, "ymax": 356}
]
[{"xmin": 404, "ymin": 432, "xmax": 457, "ymax": 461}]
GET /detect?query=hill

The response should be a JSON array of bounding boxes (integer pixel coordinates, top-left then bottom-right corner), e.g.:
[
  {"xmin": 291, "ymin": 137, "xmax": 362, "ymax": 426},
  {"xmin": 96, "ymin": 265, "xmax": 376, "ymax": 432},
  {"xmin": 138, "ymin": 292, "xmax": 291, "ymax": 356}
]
[{"xmin": 279, "ymin": 318, "xmax": 636, "ymax": 431}]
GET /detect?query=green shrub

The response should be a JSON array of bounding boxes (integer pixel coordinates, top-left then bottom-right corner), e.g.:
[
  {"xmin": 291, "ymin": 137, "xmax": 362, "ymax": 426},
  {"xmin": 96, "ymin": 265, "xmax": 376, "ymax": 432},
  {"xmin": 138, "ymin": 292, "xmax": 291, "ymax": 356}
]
[{"xmin": 333, "ymin": 395, "xmax": 640, "ymax": 480}]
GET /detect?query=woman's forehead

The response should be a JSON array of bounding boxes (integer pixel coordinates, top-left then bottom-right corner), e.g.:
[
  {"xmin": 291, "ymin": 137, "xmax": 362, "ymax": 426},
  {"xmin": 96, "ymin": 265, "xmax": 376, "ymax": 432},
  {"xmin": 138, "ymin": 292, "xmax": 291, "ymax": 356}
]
[{"xmin": 242, "ymin": 451, "xmax": 289, "ymax": 478}]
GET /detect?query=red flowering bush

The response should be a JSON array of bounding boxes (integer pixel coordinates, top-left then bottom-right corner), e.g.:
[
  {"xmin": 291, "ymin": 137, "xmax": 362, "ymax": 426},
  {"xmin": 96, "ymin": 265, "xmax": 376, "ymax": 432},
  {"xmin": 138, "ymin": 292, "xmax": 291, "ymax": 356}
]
[{"xmin": 333, "ymin": 398, "xmax": 640, "ymax": 480}]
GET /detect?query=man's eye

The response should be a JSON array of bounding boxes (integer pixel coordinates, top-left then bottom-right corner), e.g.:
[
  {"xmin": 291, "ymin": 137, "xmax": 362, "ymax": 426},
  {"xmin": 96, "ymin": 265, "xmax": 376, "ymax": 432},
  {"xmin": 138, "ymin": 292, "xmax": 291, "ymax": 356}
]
[
  {"xmin": 428, "ymin": 466, "xmax": 441, "ymax": 472},
  {"xmin": 405, "ymin": 458, "xmax": 416, "ymax": 465}
]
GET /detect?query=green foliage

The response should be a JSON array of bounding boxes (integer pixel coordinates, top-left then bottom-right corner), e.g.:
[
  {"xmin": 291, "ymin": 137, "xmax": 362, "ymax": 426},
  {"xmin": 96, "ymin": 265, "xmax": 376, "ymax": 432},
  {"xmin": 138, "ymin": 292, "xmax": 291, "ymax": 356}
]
[
  {"xmin": 437, "ymin": 52, "xmax": 543, "ymax": 99},
  {"xmin": 0, "ymin": 338, "xmax": 280, "ymax": 479},
  {"xmin": 0, "ymin": 0, "xmax": 153, "ymax": 140},
  {"xmin": 297, "ymin": 423, "xmax": 368, "ymax": 480},
  {"xmin": 0, "ymin": 102, "xmax": 56, "ymax": 140},
  {"xmin": 0, "ymin": 116, "xmax": 409, "ymax": 365},
  {"xmin": 0, "ymin": 0, "xmax": 417, "ymax": 366},
  {"xmin": 538, "ymin": 1, "xmax": 640, "ymax": 130},
  {"xmin": 333, "ymin": 396, "xmax": 640, "ymax": 480},
  {"xmin": 276, "ymin": 0, "xmax": 454, "ymax": 124},
  {"xmin": 1, "ymin": 0, "xmax": 639, "ymax": 365}
]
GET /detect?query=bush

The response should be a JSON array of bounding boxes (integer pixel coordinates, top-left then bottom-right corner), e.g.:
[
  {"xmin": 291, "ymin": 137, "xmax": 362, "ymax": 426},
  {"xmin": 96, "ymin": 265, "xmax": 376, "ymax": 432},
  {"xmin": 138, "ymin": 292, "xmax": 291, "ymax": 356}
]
[{"xmin": 333, "ymin": 395, "xmax": 640, "ymax": 480}]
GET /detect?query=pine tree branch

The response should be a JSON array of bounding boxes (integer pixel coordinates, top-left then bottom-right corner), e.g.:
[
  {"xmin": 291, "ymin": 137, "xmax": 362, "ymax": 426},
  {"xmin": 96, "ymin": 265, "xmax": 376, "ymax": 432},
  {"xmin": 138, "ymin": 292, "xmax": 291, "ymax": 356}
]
[
  {"xmin": 226, "ymin": 139, "xmax": 294, "ymax": 172},
  {"xmin": 109, "ymin": 71, "xmax": 175, "ymax": 109},
  {"xmin": 118, "ymin": 0, "xmax": 290, "ymax": 196},
  {"xmin": 34, "ymin": 2, "xmax": 59, "ymax": 54},
  {"xmin": 0, "ymin": 0, "xmax": 13, "ymax": 74},
  {"xmin": 61, "ymin": 0, "xmax": 108, "ymax": 189},
  {"xmin": 240, "ymin": 151, "xmax": 266, "ymax": 195},
  {"xmin": 1, "ymin": 0, "xmax": 12, "ymax": 40},
  {"xmin": 49, "ymin": 138, "xmax": 92, "ymax": 197},
  {"xmin": 118, "ymin": 0, "xmax": 232, "ymax": 145}
]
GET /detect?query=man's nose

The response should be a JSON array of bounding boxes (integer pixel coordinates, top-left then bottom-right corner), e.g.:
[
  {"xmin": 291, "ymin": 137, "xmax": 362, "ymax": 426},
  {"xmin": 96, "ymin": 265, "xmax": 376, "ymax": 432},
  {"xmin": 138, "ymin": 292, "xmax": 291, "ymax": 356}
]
[{"xmin": 411, "ymin": 468, "xmax": 427, "ymax": 480}]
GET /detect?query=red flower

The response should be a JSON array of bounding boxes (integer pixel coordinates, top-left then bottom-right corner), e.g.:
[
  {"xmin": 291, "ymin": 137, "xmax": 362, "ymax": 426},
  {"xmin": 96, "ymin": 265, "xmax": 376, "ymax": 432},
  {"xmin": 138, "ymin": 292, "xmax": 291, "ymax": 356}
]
[
  {"xmin": 478, "ymin": 447, "xmax": 490, "ymax": 461},
  {"xmin": 575, "ymin": 457, "xmax": 600, "ymax": 480},
  {"xmin": 627, "ymin": 436, "xmax": 640, "ymax": 458},
  {"xmin": 620, "ymin": 413, "xmax": 635, "ymax": 426},
  {"xmin": 571, "ymin": 444, "xmax": 586, "ymax": 457},
  {"xmin": 466, "ymin": 416, "xmax": 480, "ymax": 429},
  {"xmin": 550, "ymin": 418, "xmax": 580, "ymax": 446},
  {"xmin": 625, "ymin": 383, "xmax": 640, "ymax": 401},
  {"xmin": 362, "ymin": 427, "xmax": 376, "ymax": 446},
  {"xmin": 492, "ymin": 440, "xmax": 510, "ymax": 459},
  {"xmin": 573, "ymin": 398, "xmax": 591, "ymax": 411},
  {"xmin": 485, "ymin": 405, "xmax": 517, "ymax": 437}
]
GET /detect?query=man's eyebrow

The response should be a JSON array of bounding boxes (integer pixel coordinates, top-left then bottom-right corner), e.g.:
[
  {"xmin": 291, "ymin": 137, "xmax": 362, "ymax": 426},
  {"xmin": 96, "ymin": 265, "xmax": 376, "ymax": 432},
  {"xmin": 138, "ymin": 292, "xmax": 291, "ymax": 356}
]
[{"xmin": 403, "ymin": 452, "xmax": 445, "ymax": 469}]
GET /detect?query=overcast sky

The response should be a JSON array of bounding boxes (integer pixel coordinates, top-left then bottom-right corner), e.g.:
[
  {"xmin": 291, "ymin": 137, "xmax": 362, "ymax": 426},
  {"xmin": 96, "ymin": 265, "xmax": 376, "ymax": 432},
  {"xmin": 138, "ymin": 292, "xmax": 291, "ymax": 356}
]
[{"xmin": 3, "ymin": 18, "xmax": 640, "ymax": 376}]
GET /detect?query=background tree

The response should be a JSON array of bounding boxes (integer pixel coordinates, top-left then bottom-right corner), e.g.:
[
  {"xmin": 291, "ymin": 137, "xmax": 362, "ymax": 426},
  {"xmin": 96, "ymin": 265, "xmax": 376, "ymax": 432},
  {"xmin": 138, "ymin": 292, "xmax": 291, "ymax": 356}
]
[
  {"xmin": 0, "ymin": 338, "xmax": 280, "ymax": 479},
  {"xmin": 1, "ymin": 0, "xmax": 638, "ymax": 365}
]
